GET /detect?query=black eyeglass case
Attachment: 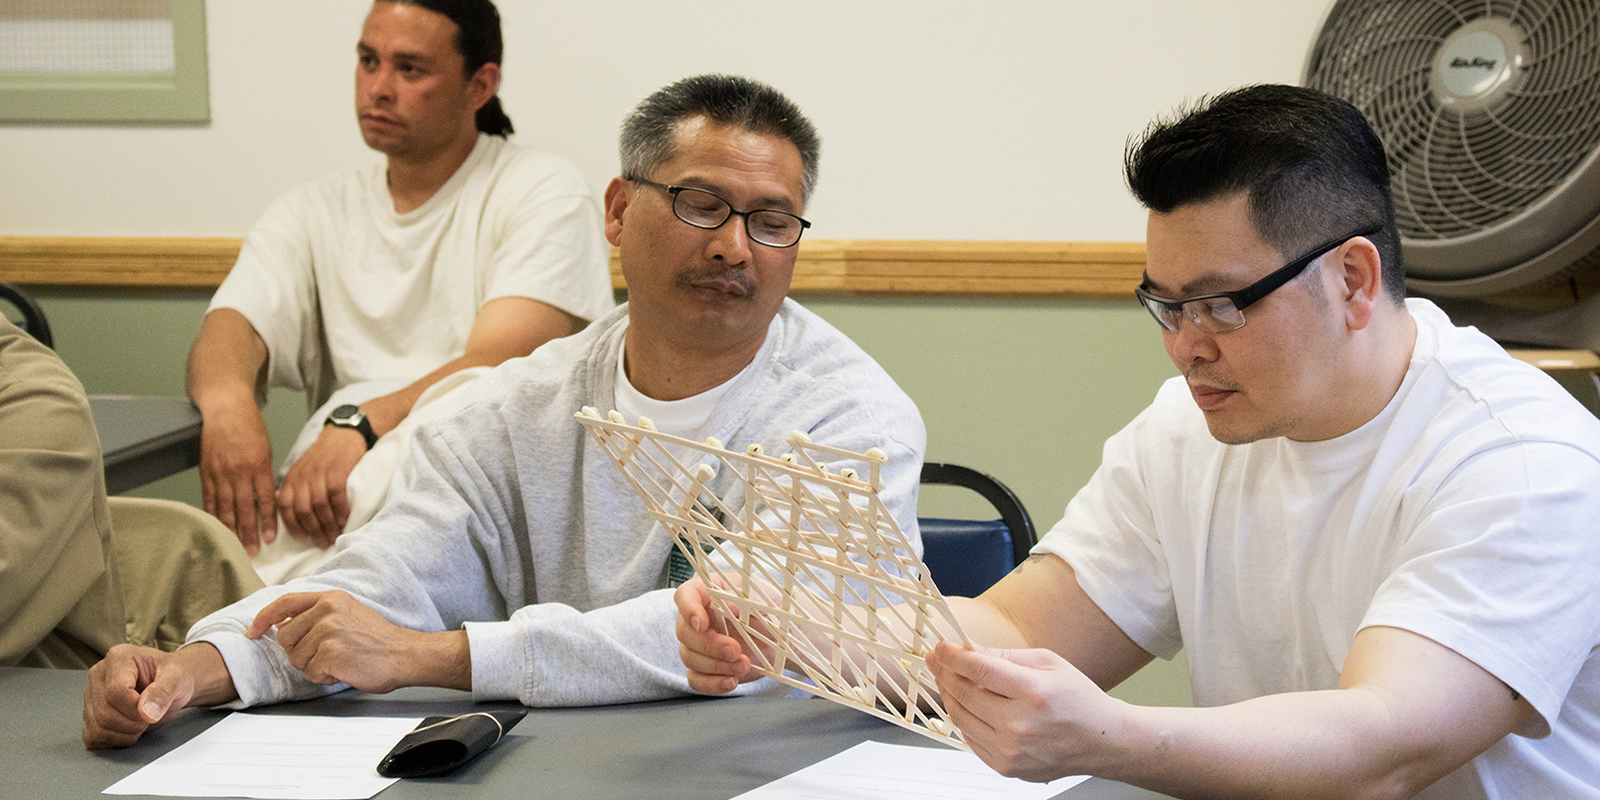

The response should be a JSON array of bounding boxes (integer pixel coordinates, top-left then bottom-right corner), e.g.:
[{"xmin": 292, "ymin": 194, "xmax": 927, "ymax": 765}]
[{"xmin": 376, "ymin": 709, "xmax": 528, "ymax": 778}]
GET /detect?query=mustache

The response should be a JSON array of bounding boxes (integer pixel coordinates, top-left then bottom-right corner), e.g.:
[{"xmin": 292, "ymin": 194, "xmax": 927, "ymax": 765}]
[
  {"xmin": 1184, "ymin": 368, "xmax": 1241, "ymax": 391},
  {"xmin": 676, "ymin": 266, "xmax": 755, "ymax": 298}
]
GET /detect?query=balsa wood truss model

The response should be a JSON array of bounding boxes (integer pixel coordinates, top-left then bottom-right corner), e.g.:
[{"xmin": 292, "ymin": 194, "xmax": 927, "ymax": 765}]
[{"xmin": 576, "ymin": 408, "xmax": 969, "ymax": 749}]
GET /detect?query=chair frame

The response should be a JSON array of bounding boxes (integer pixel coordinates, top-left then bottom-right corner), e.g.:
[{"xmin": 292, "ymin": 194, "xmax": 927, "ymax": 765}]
[
  {"xmin": 919, "ymin": 461, "xmax": 1036, "ymax": 568},
  {"xmin": 0, "ymin": 281, "xmax": 53, "ymax": 348}
]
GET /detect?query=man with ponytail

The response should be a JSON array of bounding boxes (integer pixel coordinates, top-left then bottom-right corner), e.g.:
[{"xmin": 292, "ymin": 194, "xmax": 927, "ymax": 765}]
[{"xmin": 187, "ymin": 0, "xmax": 614, "ymax": 577}]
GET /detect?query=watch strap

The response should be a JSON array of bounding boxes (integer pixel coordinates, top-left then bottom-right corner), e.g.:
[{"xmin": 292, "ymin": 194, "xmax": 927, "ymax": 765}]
[{"xmin": 325, "ymin": 404, "xmax": 379, "ymax": 450}]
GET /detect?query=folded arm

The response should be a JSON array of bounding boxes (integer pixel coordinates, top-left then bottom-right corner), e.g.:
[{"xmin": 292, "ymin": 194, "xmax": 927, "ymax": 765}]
[
  {"xmin": 278, "ymin": 296, "xmax": 584, "ymax": 546},
  {"xmin": 248, "ymin": 590, "xmax": 470, "ymax": 694}
]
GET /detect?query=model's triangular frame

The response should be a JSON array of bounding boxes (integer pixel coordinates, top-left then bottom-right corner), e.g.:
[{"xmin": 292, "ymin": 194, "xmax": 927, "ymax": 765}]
[{"xmin": 576, "ymin": 408, "xmax": 968, "ymax": 749}]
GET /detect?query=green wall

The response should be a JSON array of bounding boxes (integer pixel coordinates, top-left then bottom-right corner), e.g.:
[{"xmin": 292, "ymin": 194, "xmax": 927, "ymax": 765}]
[
  {"xmin": 26, "ymin": 286, "xmax": 1193, "ymax": 707},
  {"xmin": 28, "ymin": 287, "xmax": 308, "ymax": 508}
]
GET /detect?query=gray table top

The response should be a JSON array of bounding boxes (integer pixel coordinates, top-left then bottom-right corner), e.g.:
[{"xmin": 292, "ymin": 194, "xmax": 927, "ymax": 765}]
[
  {"xmin": 88, "ymin": 394, "xmax": 201, "ymax": 466},
  {"xmin": 1, "ymin": 667, "xmax": 1167, "ymax": 800},
  {"xmin": 88, "ymin": 394, "xmax": 203, "ymax": 493}
]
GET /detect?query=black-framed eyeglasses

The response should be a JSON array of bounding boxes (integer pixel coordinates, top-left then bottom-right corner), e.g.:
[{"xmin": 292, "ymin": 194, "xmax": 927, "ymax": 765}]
[
  {"xmin": 1134, "ymin": 223, "xmax": 1384, "ymax": 334},
  {"xmin": 628, "ymin": 177, "xmax": 811, "ymax": 248}
]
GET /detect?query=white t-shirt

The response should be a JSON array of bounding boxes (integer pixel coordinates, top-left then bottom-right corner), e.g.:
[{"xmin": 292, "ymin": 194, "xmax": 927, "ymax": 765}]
[
  {"xmin": 1035, "ymin": 298, "xmax": 1600, "ymax": 798},
  {"xmin": 611, "ymin": 320, "xmax": 772, "ymax": 441},
  {"xmin": 209, "ymin": 133, "xmax": 615, "ymax": 414}
]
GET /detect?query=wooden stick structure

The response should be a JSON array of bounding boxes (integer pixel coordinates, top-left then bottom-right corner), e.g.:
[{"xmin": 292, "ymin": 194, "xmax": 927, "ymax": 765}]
[{"xmin": 576, "ymin": 408, "xmax": 971, "ymax": 749}]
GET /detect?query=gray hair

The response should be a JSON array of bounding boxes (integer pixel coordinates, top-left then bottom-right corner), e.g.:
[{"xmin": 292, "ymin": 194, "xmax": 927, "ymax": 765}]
[{"xmin": 619, "ymin": 74, "xmax": 821, "ymax": 203}]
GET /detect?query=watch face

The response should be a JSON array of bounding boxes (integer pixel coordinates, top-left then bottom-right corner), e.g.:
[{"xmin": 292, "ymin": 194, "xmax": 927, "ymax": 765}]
[{"xmin": 326, "ymin": 404, "xmax": 376, "ymax": 449}]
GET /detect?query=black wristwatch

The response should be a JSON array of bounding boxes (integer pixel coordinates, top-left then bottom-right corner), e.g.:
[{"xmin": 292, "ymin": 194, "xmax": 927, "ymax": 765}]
[{"xmin": 325, "ymin": 404, "xmax": 378, "ymax": 450}]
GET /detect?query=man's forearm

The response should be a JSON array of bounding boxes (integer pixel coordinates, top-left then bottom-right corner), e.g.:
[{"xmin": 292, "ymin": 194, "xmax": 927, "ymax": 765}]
[
  {"xmin": 357, "ymin": 352, "xmax": 496, "ymax": 439},
  {"xmin": 170, "ymin": 642, "xmax": 243, "ymax": 707},
  {"xmin": 360, "ymin": 296, "xmax": 584, "ymax": 438},
  {"xmin": 186, "ymin": 309, "xmax": 269, "ymax": 413},
  {"xmin": 1089, "ymin": 689, "xmax": 1436, "ymax": 800}
]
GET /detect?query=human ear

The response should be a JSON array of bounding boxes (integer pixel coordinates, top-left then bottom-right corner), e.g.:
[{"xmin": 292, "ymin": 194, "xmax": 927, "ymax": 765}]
[
  {"xmin": 467, "ymin": 62, "xmax": 499, "ymax": 111},
  {"xmin": 602, "ymin": 178, "xmax": 633, "ymax": 247},
  {"xmin": 1338, "ymin": 236, "xmax": 1385, "ymax": 331}
]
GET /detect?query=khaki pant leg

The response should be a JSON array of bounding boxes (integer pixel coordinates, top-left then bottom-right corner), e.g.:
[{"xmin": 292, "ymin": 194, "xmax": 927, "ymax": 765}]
[{"xmin": 108, "ymin": 497, "xmax": 266, "ymax": 652}]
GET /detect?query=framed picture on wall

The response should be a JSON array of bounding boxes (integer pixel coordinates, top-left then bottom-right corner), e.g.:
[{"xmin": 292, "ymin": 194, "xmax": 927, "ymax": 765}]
[{"xmin": 0, "ymin": 0, "xmax": 208, "ymax": 123}]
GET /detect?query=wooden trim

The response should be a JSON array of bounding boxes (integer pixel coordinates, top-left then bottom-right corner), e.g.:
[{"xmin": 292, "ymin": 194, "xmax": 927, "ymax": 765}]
[
  {"xmin": 0, "ymin": 237, "xmax": 239, "ymax": 287},
  {"xmin": 1506, "ymin": 348, "xmax": 1600, "ymax": 373},
  {"xmin": 0, "ymin": 235, "xmax": 1147, "ymax": 299}
]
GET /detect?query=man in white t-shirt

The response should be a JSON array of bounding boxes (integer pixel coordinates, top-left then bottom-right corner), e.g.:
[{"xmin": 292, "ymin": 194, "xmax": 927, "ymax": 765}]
[
  {"xmin": 679, "ymin": 85, "xmax": 1600, "ymax": 798},
  {"xmin": 187, "ymin": 0, "xmax": 613, "ymax": 564}
]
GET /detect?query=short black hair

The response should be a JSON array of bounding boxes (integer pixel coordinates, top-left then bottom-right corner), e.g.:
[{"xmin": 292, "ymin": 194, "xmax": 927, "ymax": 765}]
[
  {"xmin": 1125, "ymin": 84, "xmax": 1404, "ymax": 301},
  {"xmin": 388, "ymin": 0, "xmax": 512, "ymax": 136},
  {"xmin": 620, "ymin": 74, "xmax": 821, "ymax": 203}
]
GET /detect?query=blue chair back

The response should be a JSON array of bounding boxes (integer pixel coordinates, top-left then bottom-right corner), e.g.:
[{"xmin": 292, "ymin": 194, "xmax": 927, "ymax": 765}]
[{"xmin": 918, "ymin": 462, "xmax": 1035, "ymax": 598}]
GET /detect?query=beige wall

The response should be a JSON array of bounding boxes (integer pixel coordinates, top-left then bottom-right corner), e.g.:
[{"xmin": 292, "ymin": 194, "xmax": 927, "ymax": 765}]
[
  {"xmin": 0, "ymin": 1, "xmax": 1331, "ymax": 239},
  {"xmin": 4, "ymin": 0, "xmax": 1346, "ymax": 708}
]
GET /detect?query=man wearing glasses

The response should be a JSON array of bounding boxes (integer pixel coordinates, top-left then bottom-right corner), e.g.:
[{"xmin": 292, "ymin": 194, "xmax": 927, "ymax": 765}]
[
  {"xmin": 83, "ymin": 74, "xmax": 925, "ymax": 748},
  {"xmin": 681, "ymin": 85, "xmax": 1600, "ymax": 798}
]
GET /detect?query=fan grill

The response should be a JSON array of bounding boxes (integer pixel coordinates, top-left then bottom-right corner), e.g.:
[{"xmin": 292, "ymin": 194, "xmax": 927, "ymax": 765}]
[{"xmin": 1306, "ymin": 0, "xmax": 1600, "ymax": 242}]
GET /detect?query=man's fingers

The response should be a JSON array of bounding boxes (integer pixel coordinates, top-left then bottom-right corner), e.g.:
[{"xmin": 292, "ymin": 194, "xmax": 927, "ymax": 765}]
[
  {"xmin": 269, "ymin": 603, "xmax": 326, "ymax": 658},
  {"xmin": 673, "ymin": 580, "xmax": 712, "ymax": 633},
  {"xmin": 85, "ymin": 717, "xmax": 147, "ymax": 748},
  {"xmin": 327, "ymin": 480, "xmax": 351, "ymax": 536},
  {"xmin": 306, "ymin": 477, "xmax": 341, "ymax": 548},
  {"xmin": 277, "ymin": 482, "xmax": 311, "ymax": 543},
  {"xmin": 931, "ymin": 641, "xmax": 1062, "ymax": 702},
  {"xmin": 82, "ymin": 646, "xmax": 189, "ymax": 749},
  {"xmin": 200, "ymin": 468, "xmax": 218, "ymax": 518},
  {"xmin": 233, "ymin": 482, "xmax": 262, "ymax": 555},
  {"xmin": 136, "ymin": 674, "xmax": 193, "ymax": 724},
  {"xmin": 212, "ymin": 475, "xmax": 238, "ymax": 534},
  {"xmin": 89, "ymin": 662, "xmax": 149, "ymax": 733},
  {"xmin": 248, "ymin": 592, "xmax": 323, "ymax": 639},
  {"xmin": 252, "ymin": 471, "xmax": 278, "ymax": 545},
  {"xmin": 678, "ymin": 640, "xmax": 748, "ymax": 678},
  {"xmin": 675, "ymin": 610, "xmax": 745, "ymax": 664},
  {"xmin": 937, "ymin": 672, "xmax": 996, "ymax": 744},
  {"xmin": 686, "ymin": 670, "xmax": 741, "ymax": 696},
  {"xmin": 987, "ymin": 646, "xmax": 1067, "ymax": 670},
  {"xmin": 83, "ymin": 705, "xmax": 149, "ymax": 749},
  {"xmin": 675, "ymin": 579, "xmax": 760, "ymax": 693},
  {"xmin": 101, "ymin": 682, "xmax": 146, "ymax": 724}
]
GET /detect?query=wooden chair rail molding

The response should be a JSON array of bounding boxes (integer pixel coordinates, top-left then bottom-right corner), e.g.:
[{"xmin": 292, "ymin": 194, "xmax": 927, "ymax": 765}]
[{"xmin": 0, "ymin": 236, "xmax": 1147, "ymax": 299}]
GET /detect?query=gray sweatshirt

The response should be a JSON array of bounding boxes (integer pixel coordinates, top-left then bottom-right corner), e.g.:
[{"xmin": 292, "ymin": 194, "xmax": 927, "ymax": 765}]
[{"xmin": 189, "ymin": 299, "xmax": 926, "ymax": 708}]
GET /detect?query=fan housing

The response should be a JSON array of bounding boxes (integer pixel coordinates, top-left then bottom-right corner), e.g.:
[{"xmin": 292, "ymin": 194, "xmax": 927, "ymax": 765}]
[{"xmin": 1304, "ymin": 0, "xmax": 1600, "ymax": 300}]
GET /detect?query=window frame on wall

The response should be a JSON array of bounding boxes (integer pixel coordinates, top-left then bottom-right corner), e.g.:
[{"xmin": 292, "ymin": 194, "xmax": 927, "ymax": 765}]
[{"xmin": 0, "ymin": 0, "xmax": 209, "ymax": 124}]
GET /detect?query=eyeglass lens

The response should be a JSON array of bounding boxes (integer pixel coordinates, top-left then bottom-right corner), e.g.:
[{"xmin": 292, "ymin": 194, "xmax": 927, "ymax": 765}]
[
  {"xmin": 1150, "ymin": 296, "xmax": 1245, "ymax": 333},
  {"xmin": 672, "ymin": 187, "xmax": 804, "ymax": 247}
]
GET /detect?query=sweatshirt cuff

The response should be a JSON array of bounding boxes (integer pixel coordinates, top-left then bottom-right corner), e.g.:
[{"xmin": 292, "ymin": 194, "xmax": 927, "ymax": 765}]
[
  {"xmin": 188, "ymin": 630, "xmax": 290, "ymax": 709},
  {"xmin": 465, "ymin": 620, "xmax": 524, "ymax": 701}
]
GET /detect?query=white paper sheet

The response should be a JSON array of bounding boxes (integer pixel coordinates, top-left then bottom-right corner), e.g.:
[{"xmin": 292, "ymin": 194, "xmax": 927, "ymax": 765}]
[
  {"xmin": 731, "ymin": 740, "xmax": 1091, "ymax": 800},
  {"xmin": 104, "ymin": 713, "xmax": 423, "ymax": 800}
]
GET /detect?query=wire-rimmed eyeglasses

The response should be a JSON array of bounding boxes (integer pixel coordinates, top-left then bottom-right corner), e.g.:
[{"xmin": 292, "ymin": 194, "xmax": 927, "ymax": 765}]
[
  {"xmin": 629, "ymin": 177, "xmax": 811, "ymax": 248},
  {"xmin": 1134, "ymin": 223, "xmax": 1384, "ymax": 334}
]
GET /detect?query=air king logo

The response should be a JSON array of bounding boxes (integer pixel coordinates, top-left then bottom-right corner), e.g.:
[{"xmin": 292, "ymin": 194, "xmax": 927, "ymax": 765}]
[{"xmin": 1431, "ymin": 21, "xmax": 1522, "ymax": 106}]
